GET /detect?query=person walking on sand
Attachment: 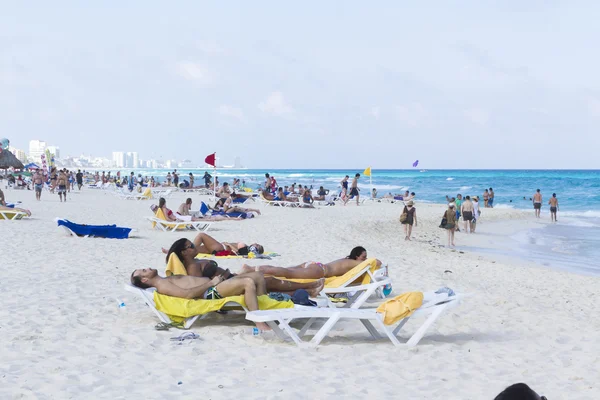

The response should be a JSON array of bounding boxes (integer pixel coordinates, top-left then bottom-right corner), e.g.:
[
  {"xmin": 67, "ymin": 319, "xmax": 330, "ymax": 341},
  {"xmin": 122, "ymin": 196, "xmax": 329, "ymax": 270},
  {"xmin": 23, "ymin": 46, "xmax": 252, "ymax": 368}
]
[
  {"xmin": 483, "ymin": 189, "xmax": 489, "ymax": 208},
  {"xmin": 533, "ymin": 189, "xmax": 542, "ymax": 218},
  {"xmin": 346, "ymin": 173, "xmax": 361, "ymax": 205},
  {"xmin": 488, "ymin": 187, "xmax": 495, "ymax": 208},
  {"xmin": 33, "ymin": 169, "xmax": 44, "ymax": 201},
  {"xmin": 57, "ymin": 169, "xmax": 68, "ymax": 202},
  {"xmin": 442, "ymin": 203, "xmax": 457, "ymax": 247},
  {"xmin": 401, "ymin": 200, "xmax": 417, "ymax": 240},
  {"xmin": 472, "ymin": 196, "xmax": 480, "ymax": 232},
  {"xmin": 549, "ymin": 193, "xmax": 559, "ymax": 222},
  {"xmin": 461, "ymin": 195, "xmax": 474, "ymax": 233}
]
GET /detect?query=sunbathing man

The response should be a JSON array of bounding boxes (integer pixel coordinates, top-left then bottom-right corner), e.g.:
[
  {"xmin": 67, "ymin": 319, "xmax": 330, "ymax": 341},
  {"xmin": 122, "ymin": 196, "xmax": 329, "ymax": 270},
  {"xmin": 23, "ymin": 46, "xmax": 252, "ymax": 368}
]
[
  {"xmin": 241, "ymin": 246, "xmax": 381, "ymax": 279},
  {"xmin": 130, "ymin": 267, "xmax": 272, "ymax": 331},
  {"xmin": 162, "ymin": 232, "xmax": 265, "ymax": 256},
  {"xmin": 165, "ymin": 238, "xmax": 324, "ymax": 296}
]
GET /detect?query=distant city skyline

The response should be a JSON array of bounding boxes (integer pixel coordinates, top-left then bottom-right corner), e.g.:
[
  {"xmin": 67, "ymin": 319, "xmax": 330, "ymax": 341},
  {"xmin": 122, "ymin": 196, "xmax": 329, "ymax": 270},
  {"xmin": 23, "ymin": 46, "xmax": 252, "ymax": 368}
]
[{"xmin": 2, "ymin": 2, "xmax": 600, "ymax": 169}]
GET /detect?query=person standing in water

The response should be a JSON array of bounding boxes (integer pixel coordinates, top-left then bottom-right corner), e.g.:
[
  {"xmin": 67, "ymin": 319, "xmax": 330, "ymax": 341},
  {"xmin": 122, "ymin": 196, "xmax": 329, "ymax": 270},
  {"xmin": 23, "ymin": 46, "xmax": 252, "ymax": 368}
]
[
  {"xmin": 548, "ymin": 193, "xmax": 559, "ymax": 222},
  {"xmin": 533, "ymin": 189, "xmax": 542, "ymax": 218}
]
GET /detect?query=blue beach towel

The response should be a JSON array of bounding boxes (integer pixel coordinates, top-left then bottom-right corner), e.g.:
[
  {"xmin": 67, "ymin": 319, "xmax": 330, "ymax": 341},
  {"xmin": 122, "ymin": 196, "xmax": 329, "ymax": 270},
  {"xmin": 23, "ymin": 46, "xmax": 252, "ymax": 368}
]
[{"xmin": 57, "ymin": 219, "xmax": 132, "ymax": 239}]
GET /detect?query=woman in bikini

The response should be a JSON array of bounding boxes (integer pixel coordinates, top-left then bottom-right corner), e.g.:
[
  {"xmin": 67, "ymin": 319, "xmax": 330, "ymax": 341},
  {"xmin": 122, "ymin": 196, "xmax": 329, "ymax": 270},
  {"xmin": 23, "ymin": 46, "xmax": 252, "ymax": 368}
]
[
  {"xmin": 241, "ymin": 246, "xmax": 381, "ymax": 279},
  {"xmin": 162, "ymin": 232, "xmax": 265, "ymax": 256},
  {"xmin": 164, "ymin": 238, "xmax": 325, "ymax": 296},
  {"xmin": 156, "ymin": 197, "xmax": 179, "ymax": 222}
]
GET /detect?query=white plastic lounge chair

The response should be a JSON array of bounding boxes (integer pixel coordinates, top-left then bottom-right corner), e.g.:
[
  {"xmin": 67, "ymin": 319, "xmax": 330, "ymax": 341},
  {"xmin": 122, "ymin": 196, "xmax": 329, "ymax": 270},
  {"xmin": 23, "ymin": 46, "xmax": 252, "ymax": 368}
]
[
  {"xmin": 88, "ymin": 181, "xmax": 103, "ymax": 189},
  {"xmin": 259, "ymin": 193, "xmax": 298, "ymax": 207},
  {"xmin": 0, "ymin": 210, "xmax": 28, "ymax": 220},
  {"xmin": 321, "ymin": 267, "xmax": 391, "ymax": 309},
  {"xmin": 124, "ymin": 284, "xmax": 249, "ymax": 329},
  {"xmin": 145, "ymin": 216, "xmax": 211, "ymax": 232},
  {"xmin": 246, "ymin": 292, "xmax": 462, "ymax": 347}
]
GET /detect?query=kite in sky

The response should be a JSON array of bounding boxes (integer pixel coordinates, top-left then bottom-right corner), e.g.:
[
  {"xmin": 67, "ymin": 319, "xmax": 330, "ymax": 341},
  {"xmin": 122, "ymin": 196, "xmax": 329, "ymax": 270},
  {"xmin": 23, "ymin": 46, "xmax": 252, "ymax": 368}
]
[{"xmin": 412, "ymin": 160, "xmax": 419, "ymax": 168}]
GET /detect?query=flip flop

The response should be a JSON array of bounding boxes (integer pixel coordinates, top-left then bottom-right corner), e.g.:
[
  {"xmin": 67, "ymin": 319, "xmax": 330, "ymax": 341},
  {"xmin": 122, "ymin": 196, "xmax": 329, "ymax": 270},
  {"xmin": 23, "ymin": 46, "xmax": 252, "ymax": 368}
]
[{"xmin": 170, "ymin": 332, "xmax": 200, "ymax": 342}]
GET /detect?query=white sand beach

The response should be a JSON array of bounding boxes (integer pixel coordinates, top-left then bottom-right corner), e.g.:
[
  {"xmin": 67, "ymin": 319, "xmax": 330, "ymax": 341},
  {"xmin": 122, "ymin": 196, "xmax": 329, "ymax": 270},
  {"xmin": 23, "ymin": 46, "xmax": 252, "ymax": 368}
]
[{"xmin": 1, "ymin": 189, "xmax": 598, "ymax": 399}]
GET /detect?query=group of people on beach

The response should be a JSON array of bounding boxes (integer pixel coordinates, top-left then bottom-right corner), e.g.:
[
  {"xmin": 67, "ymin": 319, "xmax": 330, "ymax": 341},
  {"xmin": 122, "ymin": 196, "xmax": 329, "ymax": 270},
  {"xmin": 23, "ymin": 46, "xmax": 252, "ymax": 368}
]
[
  {"xmin": 438, "ymin": 193, "xmax": 483, "ymax": 246},
  {"xmin": 130, "ymin": 231, "xmax": 380, "ymax": 331},
  {"xmin": 531, "ymin": 189, "xmax": 559, "ymax": 222}
]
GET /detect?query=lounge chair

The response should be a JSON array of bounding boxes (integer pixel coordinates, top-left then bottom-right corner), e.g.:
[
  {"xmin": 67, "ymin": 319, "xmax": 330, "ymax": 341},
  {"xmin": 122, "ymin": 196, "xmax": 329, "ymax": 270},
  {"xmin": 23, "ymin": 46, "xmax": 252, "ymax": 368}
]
[
  {"xmin": 124, "ymin": 284, "xmax": 294, "ymax": 329},
  {"xmin": 277, "ymin": 258, "xmax": 391, "ymax": 309},
  {"xmin": 246, "ymin": 291, "xmax": 463, "ymax": 347},
  {"xmin": 259, "ymin": 193, "xmax": 298, "ymax": 207},
  {"xmin": 0, "ymin": 209, "xmax": 28, "ymax": 220},
  {"xmin": 87, "ymin": 181, "xmax": 103, "ymax": 189},
  {"xmin": 146, "ymin": 208, "xmax": 211, "ymax": 232}
]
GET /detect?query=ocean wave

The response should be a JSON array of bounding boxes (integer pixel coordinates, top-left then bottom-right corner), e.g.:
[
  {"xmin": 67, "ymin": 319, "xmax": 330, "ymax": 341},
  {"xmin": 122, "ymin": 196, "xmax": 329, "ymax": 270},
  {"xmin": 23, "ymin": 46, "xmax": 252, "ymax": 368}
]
[
  {"xmin": 561, "ymin": 210, "xmax": 600, "ymax": 218},
  {"xmin": 459, "ymin": 186, "xmax": 472, "ymax": 191},
  {"xmin": 492, "ymin": 204, "xmax": 515, "ymax": 209},
  {"xmin": 366, "ymin": 184, "xmax": 409, "ymax": 191},
  {"xmin": 446, "ymin": 177, "xmax": 454, "ymax": 181},
  {"xmin": 287, "ymin": 173, "xmax": 304, "ymax": 177}
]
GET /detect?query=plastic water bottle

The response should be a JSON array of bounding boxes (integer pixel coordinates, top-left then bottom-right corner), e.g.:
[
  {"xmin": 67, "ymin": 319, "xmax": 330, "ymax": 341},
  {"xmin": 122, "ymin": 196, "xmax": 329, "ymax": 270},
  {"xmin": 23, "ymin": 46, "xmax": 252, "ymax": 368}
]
[
  {"xmin": 116, "ymin": 298, "xmax": 126, "ymax": 308},
  {"xmin": 382, "ymin": 283, "xmax": 393, "ymax": 297},
  {"xmin": 248, "ymin": 327, "xmax": 260, "ymax": 335}
]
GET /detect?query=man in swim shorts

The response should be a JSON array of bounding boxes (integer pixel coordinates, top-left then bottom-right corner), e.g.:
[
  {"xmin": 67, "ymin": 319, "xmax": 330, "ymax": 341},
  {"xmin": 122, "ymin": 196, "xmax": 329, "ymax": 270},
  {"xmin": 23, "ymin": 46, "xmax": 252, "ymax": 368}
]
[
  {"xmin": 346, "ymin": 173, "xmax": 361, "ymax": 205},
  {"xmin": 488, "ymin": 187, "xmax": 495, "ymax": 208},
  {"xmin": 57, "ymin": 169, "xmax": 68, "ymax": 202},
  {"xmin": 533, "ymin": 189, "xmax": 542, "ymax": 218},
  {"xmin": 33, "ymin": 169, "xmax": 44, "ymax": 201},
  {"xmin": 548, "ymin": 193, "xmax": 559, "ymax": 222},
  {"xmin": 130, "ymin": 268, "xmax": 272, "ymax": 331}
]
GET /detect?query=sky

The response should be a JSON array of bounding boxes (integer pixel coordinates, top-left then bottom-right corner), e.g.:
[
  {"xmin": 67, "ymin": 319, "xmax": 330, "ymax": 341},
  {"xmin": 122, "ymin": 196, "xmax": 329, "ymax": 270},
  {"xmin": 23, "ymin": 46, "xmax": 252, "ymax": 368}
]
[{"xmin": 1, "ymin": 1, "xmax": 599, "ymax": 169}]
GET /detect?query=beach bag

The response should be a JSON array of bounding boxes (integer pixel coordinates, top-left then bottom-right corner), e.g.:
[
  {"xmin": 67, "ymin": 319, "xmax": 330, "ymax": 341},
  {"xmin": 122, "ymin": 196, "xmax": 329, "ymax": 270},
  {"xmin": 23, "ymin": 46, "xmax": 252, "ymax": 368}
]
[
  {"xmin": 439, "ymin": 211, "xmax": 448, "ymax": 228},
  {"xmin": 399, "ymin": 207, "xmax": 408, "ymax": 223}
]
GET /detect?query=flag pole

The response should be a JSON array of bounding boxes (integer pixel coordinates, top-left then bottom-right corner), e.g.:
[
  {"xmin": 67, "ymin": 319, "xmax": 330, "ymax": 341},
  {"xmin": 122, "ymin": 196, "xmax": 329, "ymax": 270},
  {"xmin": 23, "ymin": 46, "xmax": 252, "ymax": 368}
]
[{"xmin": 213, "ymin": 153, "xmax": 217, "ymax": 201}]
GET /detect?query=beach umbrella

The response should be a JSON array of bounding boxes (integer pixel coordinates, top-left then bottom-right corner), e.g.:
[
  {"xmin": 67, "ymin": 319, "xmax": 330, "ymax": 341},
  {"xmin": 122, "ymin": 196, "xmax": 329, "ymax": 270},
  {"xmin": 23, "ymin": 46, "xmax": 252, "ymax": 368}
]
[{"xmin": 0, "ymin": 149, "xmax": 25, "ymax": 170}]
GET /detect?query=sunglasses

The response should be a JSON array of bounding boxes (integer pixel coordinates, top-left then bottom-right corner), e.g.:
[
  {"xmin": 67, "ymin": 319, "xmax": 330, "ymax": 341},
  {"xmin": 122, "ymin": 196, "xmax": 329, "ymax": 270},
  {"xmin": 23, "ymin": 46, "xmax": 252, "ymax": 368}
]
[{"xmin": 185, "ymin": 243, "xmax": 195, "ymax": 250}]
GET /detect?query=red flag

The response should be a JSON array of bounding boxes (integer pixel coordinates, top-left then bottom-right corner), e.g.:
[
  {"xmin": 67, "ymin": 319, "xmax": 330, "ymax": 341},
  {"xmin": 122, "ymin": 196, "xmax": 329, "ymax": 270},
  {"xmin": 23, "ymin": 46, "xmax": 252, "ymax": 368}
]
[{"xmin": 204, "ymin": 153, "xmax": 216, "ymax": 167}]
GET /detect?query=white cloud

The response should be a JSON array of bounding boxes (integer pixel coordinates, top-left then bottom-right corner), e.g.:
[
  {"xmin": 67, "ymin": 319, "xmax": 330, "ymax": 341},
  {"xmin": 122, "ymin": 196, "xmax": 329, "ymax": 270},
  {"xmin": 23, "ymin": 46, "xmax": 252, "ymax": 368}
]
[
  {"xmin": 175, "ymin": 62, "xmax": 214, "ymax": 85},
  {"xmin": 395, "ymin": 103, "xmax": 427, "ymax": 126},
  {"xmin": 258, "ymin": 91, "xmax": 293, "ymax": 116},
  {"xmin": 463, "ymin": 108, "xmax": 490, "ymax": 125},
  {"xmin": 217, "ymin": 105, "xmax": 245, "ymax": 123},
  {"xmin": 370, "ymin": 106, "xmax": 381, "ymax": 120}
]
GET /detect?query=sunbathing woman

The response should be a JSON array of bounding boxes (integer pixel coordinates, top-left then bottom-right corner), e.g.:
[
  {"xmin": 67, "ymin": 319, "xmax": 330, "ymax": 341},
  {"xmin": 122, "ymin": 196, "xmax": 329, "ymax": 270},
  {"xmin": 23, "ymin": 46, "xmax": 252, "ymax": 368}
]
[
  {"xmin": 241, "ymin": 246, "xmax": 381, "ymax": 279},
  {"xmin": 165, "ymin": 238, "xmax": 325, "ymax": 296},
  {"xmin": 162, "ymin": 232, "xmax": 265, "ymax": 256}
]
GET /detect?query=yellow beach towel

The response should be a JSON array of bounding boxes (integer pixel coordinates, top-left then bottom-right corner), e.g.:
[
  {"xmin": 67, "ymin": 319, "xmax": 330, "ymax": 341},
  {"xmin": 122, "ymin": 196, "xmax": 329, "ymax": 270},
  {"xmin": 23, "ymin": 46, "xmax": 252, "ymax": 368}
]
[
  {"xmin": 376, "ymin": 291, "xmax": 423, "ymax": 325},
  {"xmin": 153, "ymin": 208, "xmax": 185, "ymax": 230},
  {"xmin": 154, "ymin": 292, "xmax": 293, "ymax": 324},
  {"xmin": 275, "ymin": 258, "xmax": 381, "ymax": 288},
  {"xmin": 141, "ymin": 187, "xmax": 153, "ymax": 199},
  {"xmin": 165, "ymin": 252, "xmax": 187, "ymax": 276}
]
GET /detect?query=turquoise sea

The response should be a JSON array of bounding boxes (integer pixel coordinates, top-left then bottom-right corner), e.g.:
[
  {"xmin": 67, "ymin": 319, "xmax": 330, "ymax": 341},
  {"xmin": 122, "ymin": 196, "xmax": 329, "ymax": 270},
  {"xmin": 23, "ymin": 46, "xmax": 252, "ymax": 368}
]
[
  {"xmin": 137, "ymin": 168, "xmax": 600, "ymax": 213},
  {"xmin": 128, "ymin": 168, "xmax": 600, "ymax": 275}
]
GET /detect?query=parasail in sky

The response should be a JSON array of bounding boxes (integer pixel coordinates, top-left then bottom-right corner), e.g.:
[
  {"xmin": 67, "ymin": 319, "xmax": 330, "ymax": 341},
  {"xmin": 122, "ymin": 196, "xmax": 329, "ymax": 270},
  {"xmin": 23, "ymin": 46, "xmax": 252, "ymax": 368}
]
[{"xmin": 412, "ymin": 160, "xmax": 419, "ymax": 168}]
